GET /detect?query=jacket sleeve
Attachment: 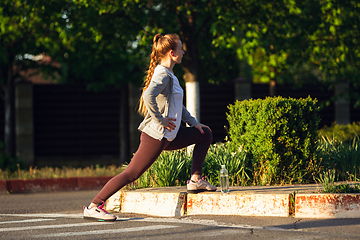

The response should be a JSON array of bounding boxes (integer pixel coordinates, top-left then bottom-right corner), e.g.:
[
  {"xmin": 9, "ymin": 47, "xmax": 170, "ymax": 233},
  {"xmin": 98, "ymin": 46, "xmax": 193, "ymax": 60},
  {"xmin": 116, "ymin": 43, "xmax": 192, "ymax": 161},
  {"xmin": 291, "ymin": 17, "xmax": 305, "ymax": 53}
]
[
  {"xmin": 181, "ymin": 105, "xmax": 199, "ymax": 127},
  {"xmin": 142, "ymin": 72, "xmax": 171, "ymax": 127}
]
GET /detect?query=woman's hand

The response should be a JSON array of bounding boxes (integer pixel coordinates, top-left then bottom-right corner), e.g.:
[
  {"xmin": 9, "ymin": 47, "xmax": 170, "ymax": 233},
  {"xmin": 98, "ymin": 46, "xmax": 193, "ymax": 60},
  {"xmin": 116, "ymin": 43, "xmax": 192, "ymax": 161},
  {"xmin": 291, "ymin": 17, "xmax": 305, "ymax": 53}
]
[
  {"xmin": 194, "ymin": 123, "xmax": 212, "ymax": 134},
  {"xmin": 165, "ymin": 117, "xmax": 177, "ymax": 132}
]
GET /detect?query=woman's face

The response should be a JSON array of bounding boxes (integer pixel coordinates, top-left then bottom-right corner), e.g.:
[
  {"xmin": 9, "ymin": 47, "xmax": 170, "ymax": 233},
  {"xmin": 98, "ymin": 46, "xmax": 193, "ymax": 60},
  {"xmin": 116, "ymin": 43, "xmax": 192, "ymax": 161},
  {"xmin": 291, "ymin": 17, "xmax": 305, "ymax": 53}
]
[{"xmin": 172, "ymin": 40, "xmax": 185, "ymax": 64}]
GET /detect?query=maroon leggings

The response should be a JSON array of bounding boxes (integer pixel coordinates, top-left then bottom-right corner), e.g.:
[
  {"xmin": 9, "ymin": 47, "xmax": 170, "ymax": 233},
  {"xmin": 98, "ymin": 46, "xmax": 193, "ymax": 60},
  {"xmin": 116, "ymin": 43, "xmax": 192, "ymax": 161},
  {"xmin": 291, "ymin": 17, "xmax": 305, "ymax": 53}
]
[{"xmin": 92, "ymin": 126, "xmax": 212, "ymax": 204}]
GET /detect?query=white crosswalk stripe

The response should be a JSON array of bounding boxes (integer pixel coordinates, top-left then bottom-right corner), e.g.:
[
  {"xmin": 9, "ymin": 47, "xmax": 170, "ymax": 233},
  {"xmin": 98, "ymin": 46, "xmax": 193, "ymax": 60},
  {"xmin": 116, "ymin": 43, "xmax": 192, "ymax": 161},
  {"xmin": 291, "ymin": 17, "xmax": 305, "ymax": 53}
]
[
  {"xmin": 0, "ymin": 213, "xmax": 180, "ymax": 239},
  {"xmin": 0, "ymin": 219, "xmax": 55, "ymax": 224},
  {"xmin": 33, "ymin": 225, "xmax": 178, "ymax": 238},
  {"xmin": 0, "ymin": 213, "xmax": 83, "ymax": 218},
  {"xmin": 0, "ymin": 221, "xmax": 113, "ymax": 232},
  {"xmin": 0, "ymin": 212, "xmax": 295, "ymax": 239}
]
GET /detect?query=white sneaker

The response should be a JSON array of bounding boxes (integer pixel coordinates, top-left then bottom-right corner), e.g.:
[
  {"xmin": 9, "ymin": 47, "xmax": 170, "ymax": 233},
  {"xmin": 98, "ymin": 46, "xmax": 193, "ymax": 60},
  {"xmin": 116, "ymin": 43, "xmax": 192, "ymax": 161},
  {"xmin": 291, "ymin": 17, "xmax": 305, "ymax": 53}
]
[
  {"xmin": 187, "ymin": 177, "xmax": 217, "ymax": 193},
  {"xmin": 83, "ymin": 202, "xmax": 117, "ymax": 221}
]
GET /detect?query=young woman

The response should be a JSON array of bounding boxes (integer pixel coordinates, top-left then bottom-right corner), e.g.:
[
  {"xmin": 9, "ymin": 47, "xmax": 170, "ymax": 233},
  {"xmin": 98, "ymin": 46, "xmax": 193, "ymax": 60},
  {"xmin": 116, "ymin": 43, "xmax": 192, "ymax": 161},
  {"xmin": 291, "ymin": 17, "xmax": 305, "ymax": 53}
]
[{"xmin": 84, "ymin": 33, "xmax": 216, "ymax": 221}]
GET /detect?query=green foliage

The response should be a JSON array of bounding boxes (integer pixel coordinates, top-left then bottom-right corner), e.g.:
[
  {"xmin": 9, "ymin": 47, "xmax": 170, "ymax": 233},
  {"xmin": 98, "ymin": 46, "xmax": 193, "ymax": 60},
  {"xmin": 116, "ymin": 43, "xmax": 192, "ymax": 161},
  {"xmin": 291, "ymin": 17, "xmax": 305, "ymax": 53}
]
[
  {"xmin": 317, "ymin": 169, "xmax": 360, "ymax": 193},
  {"xmin": 147, "ymin": 150, "xmax": 188, "ymax": 187},
  {"xmin": 213, "ymin": 0, "xmax": 360, "ymax": 106},
  {"xmin": 317, "ymin": 135, "xmax": 360, "ymax": 181},
  {"xmin": 319, "ymin": 122, "xmax": 360, "ymax": 142},
  {"xmin": 316, "ymin": 169, "xmax": 336, "ymax": 192},
  {"xmin": 131, "ymin": 150, "xmax": 190, "ymax": 189},
  {"xmin": 134, "ymin": 143, "xmax": 251, "ymax": 189},
  {"xmin": 226, "ymin": 96, "xmax": 321, "ymax": 185},
  {"xmin": 61, "ymin": 0, "xmax": 147, "ymax": 89},
  {"xmin": 202, "ymin": 141, "xmax": 250, "ymax": 186},
  {"xmin": 0, "ymin": 164, "xmax": 124, "ymax": 180}
]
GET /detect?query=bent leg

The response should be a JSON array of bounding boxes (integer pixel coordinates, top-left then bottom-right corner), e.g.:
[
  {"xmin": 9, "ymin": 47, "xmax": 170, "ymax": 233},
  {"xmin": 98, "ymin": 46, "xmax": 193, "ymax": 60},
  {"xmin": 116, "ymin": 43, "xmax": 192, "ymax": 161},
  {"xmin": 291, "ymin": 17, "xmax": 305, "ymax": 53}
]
[
  {"xmin": 92, "ymin": 133, "xmax": 169, "ymax": 204},
  {"xmin": 165, "ymin": 127, "xmax": 212, "ymax": 176}
]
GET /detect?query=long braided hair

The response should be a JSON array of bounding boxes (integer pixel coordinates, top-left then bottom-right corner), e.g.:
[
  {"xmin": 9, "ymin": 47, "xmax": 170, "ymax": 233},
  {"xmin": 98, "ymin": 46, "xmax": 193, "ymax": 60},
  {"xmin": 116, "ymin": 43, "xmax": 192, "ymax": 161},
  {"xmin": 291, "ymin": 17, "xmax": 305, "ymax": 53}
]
[{"xmin": 138, "ymin": 33, "xmax": 180, "ymax": 116}]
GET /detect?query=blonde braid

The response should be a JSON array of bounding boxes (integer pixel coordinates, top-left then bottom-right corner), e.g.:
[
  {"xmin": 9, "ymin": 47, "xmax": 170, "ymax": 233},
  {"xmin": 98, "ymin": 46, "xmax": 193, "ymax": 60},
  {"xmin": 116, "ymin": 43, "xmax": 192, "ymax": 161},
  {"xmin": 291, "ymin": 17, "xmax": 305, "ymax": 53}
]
[{"xmin": 138, "ymin": 45, "xmax": 158, "ymax": 116}]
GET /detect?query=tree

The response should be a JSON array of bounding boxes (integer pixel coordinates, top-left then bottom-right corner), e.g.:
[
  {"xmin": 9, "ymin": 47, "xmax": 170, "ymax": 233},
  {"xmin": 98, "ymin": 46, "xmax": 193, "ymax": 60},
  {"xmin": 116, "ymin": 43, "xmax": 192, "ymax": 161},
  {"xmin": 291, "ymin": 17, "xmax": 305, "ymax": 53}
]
[
  {"xmin": 306, "ymin": 0, "xmax": 360, "ymax": 106},
  {"xmin": 213, "ymin": 0, "xmax": 360, "ymax": 106},
  {"xmin": 0, "ymin": 0, "xmax": 69, "ymax": 167}
]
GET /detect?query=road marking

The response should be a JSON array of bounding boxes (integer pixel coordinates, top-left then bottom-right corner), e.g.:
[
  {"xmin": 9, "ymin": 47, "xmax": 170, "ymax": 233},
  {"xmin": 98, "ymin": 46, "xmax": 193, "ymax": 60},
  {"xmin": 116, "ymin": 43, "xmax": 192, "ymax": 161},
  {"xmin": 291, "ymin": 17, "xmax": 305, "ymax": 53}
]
[
  {"xmin": 0, "ymin": 213, "xmax": 83, "ymax": 219},
  {"xmin": 0, "ymin": 221, "xmax": 112, "ymax": 232},
  {"xmin": 0, "ymin": 213, "xmax": 298, "ymax": 232},
  {"xmin": 33, "ymin": 225, "xmax": 178, "ymax": 238},
  {"xmin": 0, "ymin": 219, "xmax": 55, "ymax": 224},
  {"xmin": 132, "ymin": 217, "xmax": 292, "ymax": 231}
]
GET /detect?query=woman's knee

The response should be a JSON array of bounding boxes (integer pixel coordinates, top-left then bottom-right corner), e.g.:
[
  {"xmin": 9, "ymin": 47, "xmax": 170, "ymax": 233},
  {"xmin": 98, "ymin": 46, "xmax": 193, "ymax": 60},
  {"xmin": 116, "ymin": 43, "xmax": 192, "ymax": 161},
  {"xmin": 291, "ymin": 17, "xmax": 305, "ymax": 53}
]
[{"xmin": 202, "ymin": 127, "xmax": 213, "ymax": 143}]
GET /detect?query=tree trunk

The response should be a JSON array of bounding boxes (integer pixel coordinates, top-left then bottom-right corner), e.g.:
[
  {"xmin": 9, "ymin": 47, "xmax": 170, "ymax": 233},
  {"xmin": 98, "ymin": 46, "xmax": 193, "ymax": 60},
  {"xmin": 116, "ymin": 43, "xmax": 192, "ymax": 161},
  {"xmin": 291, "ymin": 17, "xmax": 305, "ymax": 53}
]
[
  {"xmin": 4, "ymin": 60, "xmax": 16, "ymax": 161},
  {"xmin": 269, "ymin": 80, "xmax": 276, "ymax": 97},
  {"xmin": 178, "ymin": 1, "xmax": 201, "ymax": 122},
  {"xmin": 185, "ymin": 80, "xmax": 200, "ymax": 122}
]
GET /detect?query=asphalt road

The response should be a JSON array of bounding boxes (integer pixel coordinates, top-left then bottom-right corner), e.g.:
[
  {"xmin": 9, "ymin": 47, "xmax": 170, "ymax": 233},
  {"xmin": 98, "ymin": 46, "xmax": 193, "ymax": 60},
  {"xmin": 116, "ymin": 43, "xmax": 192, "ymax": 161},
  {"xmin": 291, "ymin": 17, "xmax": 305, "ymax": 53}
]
[{"xmin": 1, "ymin": 190, "xmax": 360, "ymax": 239}]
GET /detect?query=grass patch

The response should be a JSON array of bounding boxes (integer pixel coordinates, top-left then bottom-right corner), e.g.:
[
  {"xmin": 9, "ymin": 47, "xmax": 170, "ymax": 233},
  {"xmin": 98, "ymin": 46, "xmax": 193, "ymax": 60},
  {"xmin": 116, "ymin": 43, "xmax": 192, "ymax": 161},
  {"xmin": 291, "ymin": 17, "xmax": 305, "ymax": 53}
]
[
  {"xmin": 316, "ymin": 169, "xmax": 360, "ymax": 193},
  {"xmin": 322, "ymin": 183, "xmax": 360, "ymax": 193},
  {"xmin": 0, "ymin": 164, "xmax": 125, "ymax": 180}
]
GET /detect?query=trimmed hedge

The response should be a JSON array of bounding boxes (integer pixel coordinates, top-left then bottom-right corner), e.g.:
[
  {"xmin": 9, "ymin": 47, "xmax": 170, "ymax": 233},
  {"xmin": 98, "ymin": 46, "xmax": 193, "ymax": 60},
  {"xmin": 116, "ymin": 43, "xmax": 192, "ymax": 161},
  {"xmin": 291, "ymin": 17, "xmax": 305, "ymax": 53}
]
[{"xmin": 226, "ymin": 96, "xmax": 320, "ymax": 185}]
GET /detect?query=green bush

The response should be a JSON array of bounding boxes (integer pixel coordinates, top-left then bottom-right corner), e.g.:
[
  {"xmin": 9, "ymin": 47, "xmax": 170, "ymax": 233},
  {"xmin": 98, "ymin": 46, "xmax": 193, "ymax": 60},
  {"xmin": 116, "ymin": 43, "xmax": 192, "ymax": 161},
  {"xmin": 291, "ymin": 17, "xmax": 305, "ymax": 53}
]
[
  {"xmin": 226, "ymin": 96, "xmax": 320, "ymax": 185},
  {"xmin": 318, "ymin": 122, "xmax": 360, "ymax": 142}
]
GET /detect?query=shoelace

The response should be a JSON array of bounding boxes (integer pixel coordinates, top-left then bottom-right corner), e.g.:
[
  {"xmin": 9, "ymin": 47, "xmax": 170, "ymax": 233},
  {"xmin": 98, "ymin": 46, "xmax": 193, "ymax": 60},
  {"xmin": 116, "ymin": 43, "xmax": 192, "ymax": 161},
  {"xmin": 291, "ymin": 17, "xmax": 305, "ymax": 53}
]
[
  {"xmin": 83, "ymin": 202, "xmax": 110, "ymax": 214},
  {"xmin": 97, "ymin": 202, "xmax": 110, "ymax": 214}
]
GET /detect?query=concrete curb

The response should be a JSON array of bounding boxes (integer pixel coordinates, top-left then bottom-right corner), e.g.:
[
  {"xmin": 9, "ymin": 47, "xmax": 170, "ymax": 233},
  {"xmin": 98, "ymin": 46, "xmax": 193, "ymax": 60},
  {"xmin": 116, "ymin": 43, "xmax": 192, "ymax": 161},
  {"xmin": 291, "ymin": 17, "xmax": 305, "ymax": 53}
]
[
  {"xmin": 0, "ymin": 176, "xmax": 112, "ymax": 194},
  {"xmin": 187, "ymin": 193, "xmax": 290, "ymax": 217},
  {"xmin": 2, "ymin": 177, "xmax": 360, "ymax": 219},
  {"xmin": 105, "ymin": 185, "xmax": 360, "ymax": 219},
  {"xmin": 295, "ymin": 193, "xmax": 360, "ymax": 218}
]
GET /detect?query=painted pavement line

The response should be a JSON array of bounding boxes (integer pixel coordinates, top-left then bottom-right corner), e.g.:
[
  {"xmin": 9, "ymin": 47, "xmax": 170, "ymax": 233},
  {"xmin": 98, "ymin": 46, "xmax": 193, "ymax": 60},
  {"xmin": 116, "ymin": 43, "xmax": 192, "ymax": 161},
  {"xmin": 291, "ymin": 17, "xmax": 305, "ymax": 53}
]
[
  {"xmin": 0, "ymin": 213, "xmax": 83, "ymax": 218},
  {"xmin": 0, "ymin": 213, "xmax": 298, "ymax": 232},
  {"xmin": 32, "ymin": 225, "xmax": 178, "ymax": 238},
  {"xmin": 0, "ymin": 218, "xmax": 55, "ymax": 224},
  {"xmin": 133, "ymin": 217, "xmax": 299, "ymax": 232},
  {"xmin": 0, "ymin": 221, "xmax": 113, "ymax": 232}
]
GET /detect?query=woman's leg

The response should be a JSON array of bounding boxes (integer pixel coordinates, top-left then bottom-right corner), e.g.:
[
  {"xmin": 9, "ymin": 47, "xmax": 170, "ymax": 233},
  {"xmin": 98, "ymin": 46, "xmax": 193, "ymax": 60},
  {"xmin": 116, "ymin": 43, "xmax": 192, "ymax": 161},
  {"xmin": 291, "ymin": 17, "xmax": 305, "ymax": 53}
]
[
  {"xmin": 91, "ymin": 133, "xmax": 169, "ymax": 204},
  {"xmin": 165, "ymin": 127, "xmax": 212, "ymax": 177}
]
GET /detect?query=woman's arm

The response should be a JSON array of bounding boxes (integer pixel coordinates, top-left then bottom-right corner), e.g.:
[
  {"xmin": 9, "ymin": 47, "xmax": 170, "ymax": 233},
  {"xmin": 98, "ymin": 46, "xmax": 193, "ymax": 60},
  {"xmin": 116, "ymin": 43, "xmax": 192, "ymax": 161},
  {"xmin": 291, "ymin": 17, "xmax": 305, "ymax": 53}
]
[
  {"xmin": 182, "ymin": 106, "xmax": 212, "ymax": 134},
  {"xmin": 142, "ymin": 72, "xmax": 171, "ymax": 126}
]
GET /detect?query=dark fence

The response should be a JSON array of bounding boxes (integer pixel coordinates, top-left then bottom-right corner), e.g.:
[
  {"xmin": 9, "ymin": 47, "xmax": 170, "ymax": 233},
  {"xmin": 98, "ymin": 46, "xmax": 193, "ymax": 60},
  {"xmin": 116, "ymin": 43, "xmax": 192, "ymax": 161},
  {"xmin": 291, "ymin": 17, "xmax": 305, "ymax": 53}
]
[
  {"xmin": 276, "ymin": 83, "xmax": 335, "ymax": 128},
  {"xmin": 33, "ymin": 85, "xmax": 120, "ymax": 159},
  {"xmin": 0, "ymin": 82, "xmax": 358, "ymax": 166},
  {"xmin": 200, "ymin": 83, "xmax": 234, "ymax": 143}
]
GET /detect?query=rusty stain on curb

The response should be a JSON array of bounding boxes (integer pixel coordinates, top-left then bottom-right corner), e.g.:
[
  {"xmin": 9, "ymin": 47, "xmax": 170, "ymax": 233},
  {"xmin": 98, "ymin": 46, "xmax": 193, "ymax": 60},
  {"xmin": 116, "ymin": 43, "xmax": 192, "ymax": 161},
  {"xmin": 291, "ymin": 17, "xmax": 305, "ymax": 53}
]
[
  {"xmin": 187, "ymin": 193, "xmax": 290, "ymax": 217},
  {"xmin": 295, "ymin": 194, "xmax": 360, "ymax": 218}
]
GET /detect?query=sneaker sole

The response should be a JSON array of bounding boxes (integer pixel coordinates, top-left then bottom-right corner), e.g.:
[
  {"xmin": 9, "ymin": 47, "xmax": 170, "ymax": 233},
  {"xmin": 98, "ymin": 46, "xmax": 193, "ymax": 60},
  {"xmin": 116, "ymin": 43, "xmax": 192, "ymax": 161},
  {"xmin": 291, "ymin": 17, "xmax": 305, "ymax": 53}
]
[
  {"xmin": 83, "ymin": 216, "xmax": 117, "ymax": 222},
  {"xmin": 187, "ymin": 189, "xmax": 216, "ymax": 194}
]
